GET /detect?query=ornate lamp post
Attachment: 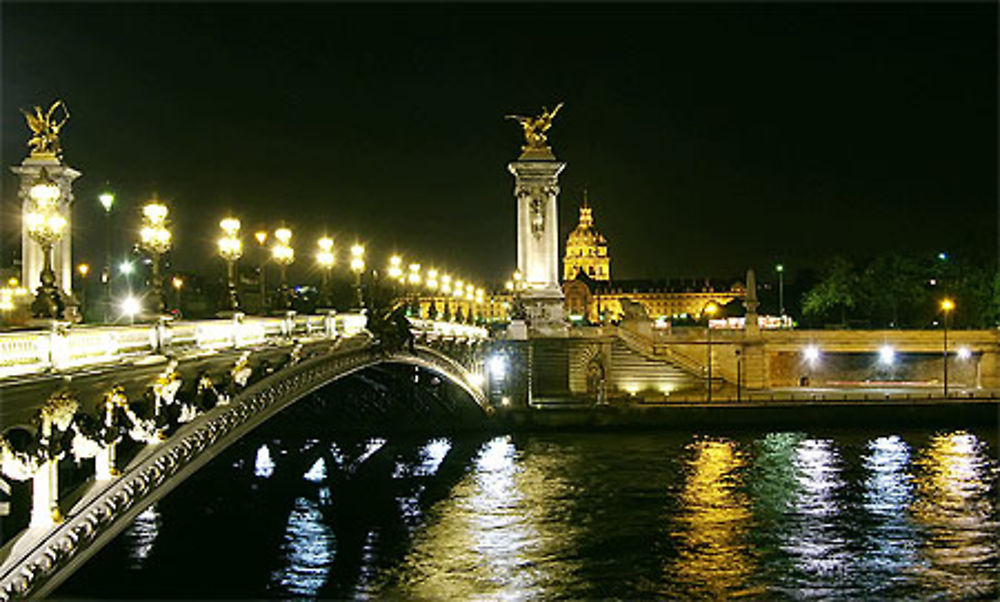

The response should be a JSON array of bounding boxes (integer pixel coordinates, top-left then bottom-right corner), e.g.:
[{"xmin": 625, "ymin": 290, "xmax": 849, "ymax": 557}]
[
  {"xmin": 426, "ymin": 269, "xmax": 439, "ymax": 319},
  {"xmin": 138, "ymin": 199, "xmax": 171, "ymax": 315},
  {"xmin": 254, "ymin": 230, "xmax": 269, "ymax": 313},
  {"xmin": 941, "ymin": 298, "xmax": 954, "ymax": 398},
  {"xmin": 407, "ymin": 263, "xmax": 422, "ymax": 317},
  {"xmin": 99, "ymin": 192, "xmax": 114, "ymax": 321},
  {"xmin": 76, "ymin": 263, "xmax": 89, "ymax": 320},
  {"xmin": 171, "ymin": 275, "xmax": 184, "ymax": 315},
  {"xmin": 217, "ymin": 218, "xmax": 243, "ymax": 312},
  {"xmin": 271, "ymin": 227, "xmax": 294, "ymax": 311},
  {"xmin": 349, "ymin": 244, "xmax": 365, "ymax": 309},
  {"xmin": 475, "ymin": 287, "xmax": 485, "ymax": 324},
  {"xmin": 316, "ymin": 237, "xmax": 335, "ymax": 309},
  {"xmin": 25, "ymin": 171, "xmax": 68, "ymax": 319},
  {"xmin": 387, "ymin": 255, "xmax": 404, "ymax": 303},
  {"xmin": 452, "ymin": 278, "xmax": 465, "ymax": 322},
  {"xmin": 704, "ymin": 301, "xmax": 720, "ymax": 402},
  {"xmin": 465, "ymin": 283, "xmax": 475, "ymax": 324},
  {"xmin": 440, "ymin": 274, "xmax": 453, "ymax": 320}
]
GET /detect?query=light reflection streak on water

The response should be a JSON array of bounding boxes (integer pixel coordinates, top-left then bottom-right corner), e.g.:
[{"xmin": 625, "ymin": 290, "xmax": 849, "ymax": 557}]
[
  {"xmin": 123, "ymin": 505, "xmax": 160, "ymax": 569},
  {"xmin": 858, "ymin": 435, "xmax": 917, "ymax": 587},
  {"xmin": 784, "ymin": 438, "xmax": 850, "ymax": 590},
  {"xmin": 254, "ymin": 443, "xmax": 275, "ymax": 478},
  {"xmin": 669, "ymin": 437, "xmax": 756, "ymax": 599},
  {"xmin": 304, "ymin": 457, "xmax": 326, "ymax": 483},
  {"xmin": 910, "ymin": 431, "xmax": 999, "ymax": 598},
  {"xmin": 383, "ymin": 435, "xmax": 579, "ymax": 599},
  {"xmin": 394, "ymin": 438, "xmax": 453, "ymax": 531},
  {"xmin": 270, "ymin": 496, "xmax": 336, "ymax": 597}
]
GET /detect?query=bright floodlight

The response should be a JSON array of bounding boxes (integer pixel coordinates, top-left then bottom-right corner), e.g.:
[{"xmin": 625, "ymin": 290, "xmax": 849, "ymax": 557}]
[
  {"xmin": 940, "ymin": 298, "xmax": 955, "ymax": 313},
  {"xmin": 120, "ymin": 295, "xmax": 141, "ymax": 318},
  {"xmin": 803, "ymin": 345, "xmax": 820, "ymax": 363},
  {"xmin": 957, "ymin": 347, "xmax": 972, "ymax": 360},
  {"xmin": 119, "ymin": 260, "xmax": 134, "ymax": 275},
  {"xmin": 878, "ymin": 345, "xmax": 895, "ymax": 365}
]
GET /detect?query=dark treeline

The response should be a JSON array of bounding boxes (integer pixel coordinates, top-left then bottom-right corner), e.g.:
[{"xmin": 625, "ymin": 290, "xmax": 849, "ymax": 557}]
[{"xmin": 795, "ymin": 252, "xmax": 998, "ymax": 329}]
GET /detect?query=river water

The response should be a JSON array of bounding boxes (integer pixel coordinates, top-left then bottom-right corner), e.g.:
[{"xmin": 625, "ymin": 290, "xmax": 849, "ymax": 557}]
[{"xmin": 59, "ymin": 427, "xmax": 998, "ymax": 600}]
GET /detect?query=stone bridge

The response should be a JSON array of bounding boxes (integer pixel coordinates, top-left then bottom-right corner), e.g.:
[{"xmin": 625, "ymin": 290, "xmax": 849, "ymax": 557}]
[{"xmin": 0, "ymin": 314, "xmax": 490, "ymax": 600}]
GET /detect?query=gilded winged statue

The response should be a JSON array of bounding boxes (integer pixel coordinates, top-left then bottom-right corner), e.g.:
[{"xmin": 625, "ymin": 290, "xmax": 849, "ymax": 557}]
[
  {"xmin": 506, "ymin": 102, "xmax": 564, "ymax": 149},
  {"xmin": 21, "ymin": 100, "xmax": 70, "ymax": 158}
]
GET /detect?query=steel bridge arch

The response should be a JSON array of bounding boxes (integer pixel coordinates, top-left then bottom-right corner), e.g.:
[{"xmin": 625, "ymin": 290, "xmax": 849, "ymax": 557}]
[{"xmin": 0, "ymin": 344, "xmax": 489, "ymax": 600}]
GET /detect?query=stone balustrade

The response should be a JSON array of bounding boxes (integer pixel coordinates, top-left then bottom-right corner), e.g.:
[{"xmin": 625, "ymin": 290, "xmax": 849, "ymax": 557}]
[{"xmin": 0, "ymin": 312, "xmax": 488, "ymax": 381}]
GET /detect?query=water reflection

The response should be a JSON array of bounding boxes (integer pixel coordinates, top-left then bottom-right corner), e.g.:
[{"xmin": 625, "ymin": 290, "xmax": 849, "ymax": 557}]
[
  {"xmin": 669, "ymin": 437, "xmax": 756, "ymax": 599},
  {"xmin": 123, "ymin": 505, "xmax": 160, "ymax": 569},
  {"xmin": 384, "ymin": 435, "xmax": 581, "ymax": 599},
  {"xmin": 910, "ymin": 431, "xmax": 999, "ymax": 598},
  {"xmin": 270, "ymin": 496, "xmax": 337, "ymax": 597},
  {"xmin": 783, "ymin": 438, "xmax": 850, "ymax": 594},
  {"xmin": 254, "ymin": 443, "xmax": 275, "ymax": 478},
  {"xmin": 858, "ymin": 435, "xmax": 917, "ymax": 591}
]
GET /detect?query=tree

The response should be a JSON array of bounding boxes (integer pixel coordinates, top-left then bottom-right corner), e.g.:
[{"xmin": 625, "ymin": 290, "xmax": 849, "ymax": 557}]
[
  {"xmin": 802, "ymin": 256, "xmax": 857, "ymax": 326},
  {"xmin": 857, "ymin": 252, "xmax": 927, "ymax": 328}
]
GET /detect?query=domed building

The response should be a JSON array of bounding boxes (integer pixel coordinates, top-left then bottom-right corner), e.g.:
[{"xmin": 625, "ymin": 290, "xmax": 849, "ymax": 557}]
[
  {"xmin": 563, "ymin": 195, "xmax": 610, "ymax": 282},
  {"xmin": 562, "ymin": 195, "xmax": 744, "ymax": 323}
]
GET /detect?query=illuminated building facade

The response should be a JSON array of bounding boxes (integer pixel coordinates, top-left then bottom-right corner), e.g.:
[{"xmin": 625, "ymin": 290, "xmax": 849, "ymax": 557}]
[
  {"xmin": 561, "ymin": 199, "xmax": 743, "ymax": 322},
  {"xmin": 563, "ymin": 195, "xmax": 610, "ymax": 282}
]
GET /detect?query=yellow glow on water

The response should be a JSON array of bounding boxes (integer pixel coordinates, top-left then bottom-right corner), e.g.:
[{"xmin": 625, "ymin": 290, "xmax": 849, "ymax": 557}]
[
  {"xmin": 669, "ymin": 438, "xmax": 757, "ymax": 598},
  {"xmin": 910, "ymin": 431, "xmax": 999, "ymax": 598},
  {"xmin": 379, "ymin": 436, "xmax": 581, "ymax": 599}
]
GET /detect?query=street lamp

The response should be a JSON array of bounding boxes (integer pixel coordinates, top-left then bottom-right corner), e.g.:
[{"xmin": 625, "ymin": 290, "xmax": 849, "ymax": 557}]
[
  {"xmin": 25, "ymin": 170, "xmax": 68, "ymax": 319},
  {"xmin": 76, "ymin": 263, "xmax": 89, "ymax": 320},
  {"xmin": 217, "ymin": 217, "xmax": 243, "ymax": 312},
  {"xmin": 316, "ymin": 237, "xmax": 335, "ymax": 309},
  {"xmin": 704, "ymin": 301, "xmax": 720, "ymax": 402},
  {"xmin": 941, "ymin": 298, "xmax": 954, "ymax": 397},
  {"xmin": 776, "ymin": 264, "xmax": 785, "ymax": 316},
  {"xmin": 271, "ymin": 227, "xmax": 294, "ymax": 311},
  {"xmin": 407, "ymin": 263, "xmax": 421, "ymax": 317},
  {"xmin": 349, "ymin": 244, "xmax": 365, "ymax": 309},
  {"xmin": 255, "ymin": 230, "xmax": 268, "ymax": 313},
  {"xmin": 138, "ymin": 199, "xmax": 171, "ymax": 315},
  {"xmin": 99, "ymin": 192, "xmax": 115, "ymax": 321},
  {"xmin": 426, "ymin": 269, "xmax": 439, "ymax": 319},
  {"xmin": 171, "ymin": 275, "xmax": 184, "ymax": 315}
]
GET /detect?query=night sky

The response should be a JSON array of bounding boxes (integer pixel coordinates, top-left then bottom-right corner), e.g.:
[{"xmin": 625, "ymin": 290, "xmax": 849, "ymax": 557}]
[{"xmin": 2, "ymin": 3, "xmax": 996, "ymax": 286}]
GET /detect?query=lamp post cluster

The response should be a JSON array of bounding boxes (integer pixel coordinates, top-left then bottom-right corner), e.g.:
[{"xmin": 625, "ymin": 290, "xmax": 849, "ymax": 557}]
[
  {"xmin": 383, "ymin": 254, "xmax": 490, "ymax": 323},
  {"xmin": 271, "ymin": 227, "xmax": 295, "ymax": 311},
  {"xmin": 43, "ymin": 190, "xmax": 493, "ymax": 324},
  {"xmin": 138, "ymin": 199, "xmax": 172, "ymax": 315},
  {"xmin": 26, "ymin": 170, "xmax": 68, "ymax": 319},
  {"xmin": 217, "ymin": 218, "xmax": 243, "ymax": 312}
]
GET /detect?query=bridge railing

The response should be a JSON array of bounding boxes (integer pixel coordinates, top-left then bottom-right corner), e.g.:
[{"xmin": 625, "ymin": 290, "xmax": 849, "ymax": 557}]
[{"xmin": 0, "ymin": 313, "xmax": 488, "ymax": 380}]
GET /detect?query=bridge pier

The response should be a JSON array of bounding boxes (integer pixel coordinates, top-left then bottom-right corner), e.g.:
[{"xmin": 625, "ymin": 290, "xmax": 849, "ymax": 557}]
[{"xmin": 30, "ymin": 459, "xmax": 60, "ymax": 529}]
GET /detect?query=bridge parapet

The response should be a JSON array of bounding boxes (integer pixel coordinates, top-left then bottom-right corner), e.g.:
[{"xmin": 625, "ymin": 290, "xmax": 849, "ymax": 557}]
[{"xmin": 0, "ymin": 313, "xmax": 486, "ymax": 380}]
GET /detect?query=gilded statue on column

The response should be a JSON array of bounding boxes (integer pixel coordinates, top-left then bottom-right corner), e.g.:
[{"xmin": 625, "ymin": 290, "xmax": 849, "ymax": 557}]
[
  {"xmin": 506, "ymin": 102, "xmax": 564, "ymax": 151},
  {"xmin": 21, "ymin": 100, "xmax": 70, "ymax": 159}
]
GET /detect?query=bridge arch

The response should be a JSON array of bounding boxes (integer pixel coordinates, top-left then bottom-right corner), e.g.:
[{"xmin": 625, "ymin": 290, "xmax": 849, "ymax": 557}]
[{"xmin": 0, "ymin": 344, "xmax": 489, "ymax": 600}]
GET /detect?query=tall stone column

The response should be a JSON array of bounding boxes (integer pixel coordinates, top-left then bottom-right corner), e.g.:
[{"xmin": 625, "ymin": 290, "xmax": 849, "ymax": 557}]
[
  {"xmin": 12, "ymin": 155, "xmax": 82, "ymax": 295},
  {"xmin": 508, "ymin": 148, "xmax": 566, "ymax": 330}
]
